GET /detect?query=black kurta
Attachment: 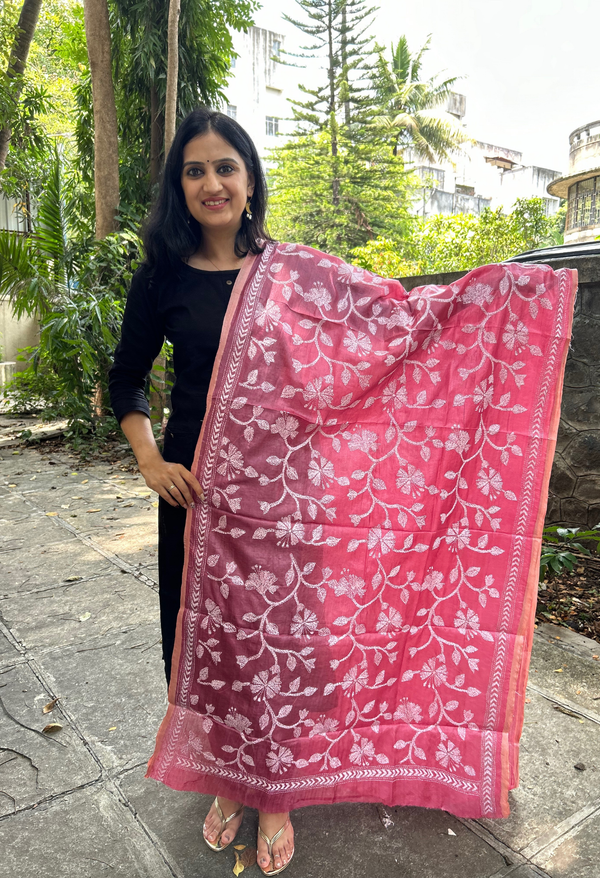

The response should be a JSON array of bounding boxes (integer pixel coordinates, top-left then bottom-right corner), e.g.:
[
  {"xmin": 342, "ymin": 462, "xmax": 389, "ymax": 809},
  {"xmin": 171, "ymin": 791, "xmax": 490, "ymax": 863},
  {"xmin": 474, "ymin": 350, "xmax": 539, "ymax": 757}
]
[{"xmin": 109, "ymin": 262, "xmax": 239, "ymax": 681}]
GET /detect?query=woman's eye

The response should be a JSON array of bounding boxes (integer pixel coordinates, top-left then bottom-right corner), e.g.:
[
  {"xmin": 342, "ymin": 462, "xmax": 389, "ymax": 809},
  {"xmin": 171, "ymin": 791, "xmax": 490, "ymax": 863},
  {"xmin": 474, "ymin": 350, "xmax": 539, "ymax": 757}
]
[
  {"xmin": 187, "ymin": 167, "xmax": 202, "ymax": 177},
  {"xmin": 218, "ymin": 164, "xmax": 234, "ymax": 174}
]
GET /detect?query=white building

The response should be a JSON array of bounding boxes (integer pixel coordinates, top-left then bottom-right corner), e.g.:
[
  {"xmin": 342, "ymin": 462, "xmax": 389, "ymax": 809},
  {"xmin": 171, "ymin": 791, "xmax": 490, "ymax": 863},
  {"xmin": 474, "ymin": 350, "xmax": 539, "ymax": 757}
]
[
  {"xmin": 409, "ymin": 95, "xmax": 562, "ymax": 219},
  {"xmin": 547, "ymin": 120, "xmax": 600, "ymax": 244},
  {"xmin": 0, "ymin": 191, "xmax": 29, "ymax": 234},
  {"xmin": 225, "ymin": 27, "xmax": 295, "ymax": 162}
]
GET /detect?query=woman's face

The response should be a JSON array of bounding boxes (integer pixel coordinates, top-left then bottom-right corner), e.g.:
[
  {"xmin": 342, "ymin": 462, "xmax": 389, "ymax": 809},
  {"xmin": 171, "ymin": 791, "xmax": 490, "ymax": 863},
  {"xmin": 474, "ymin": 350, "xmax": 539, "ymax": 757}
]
[{"xmin": 180, "ymin": 131, "xmax": 254, "ymax": 237}]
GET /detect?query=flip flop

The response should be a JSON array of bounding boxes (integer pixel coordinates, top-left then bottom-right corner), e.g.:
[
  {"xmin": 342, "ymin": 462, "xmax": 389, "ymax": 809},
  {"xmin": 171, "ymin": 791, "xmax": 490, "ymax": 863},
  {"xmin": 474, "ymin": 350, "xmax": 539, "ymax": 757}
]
[
  {"xmin": 203, "ymin": 797, "xmax": 244, "ymax": 851},
  {"xmin": 258, "ymin": 816, "xmax": 294, "ymax": 875}
]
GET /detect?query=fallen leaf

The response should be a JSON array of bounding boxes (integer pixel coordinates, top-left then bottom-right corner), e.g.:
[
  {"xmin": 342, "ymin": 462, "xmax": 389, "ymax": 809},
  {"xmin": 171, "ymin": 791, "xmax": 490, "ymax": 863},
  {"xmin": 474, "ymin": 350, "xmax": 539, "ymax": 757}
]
[
  {"xmin": 233, "ymin": 852, "xmax": 244, "ymax": 876},
  {"xmin": 12, "ymin": 450, "xmax": 20, "ymax": 454},
  {"xmin": 71, "ymin": 496, "xmax": 82, "ymax": 500},
  {"xmin": 240, "ymin": 847, "xmax": 257, "ymax": 868},
  {"xmin": 525, "ymin": 697, "xmax": 531, "ymax": 704},
  {"xmin": 79, "ymin": 612, "xmax": 91, "ymax": 622},
  {"xmin": 553, "ymin": 668, "xmax": 563, "ymax": 673},
  {"xmin": 46, "ymin": 512, "xmax": 58, "ymax": 517},
  {"xmin": 447, "ymin": 828, "xmax": 456, "ymax": 836},
  {"xmin": 60, "ymin": 504, "xmax": 70, "ymax": 509},
  {"xmin": 81, "ymin": 479, "xmax": 89, "ymax": 484},
  {"xmin": 152, "ymin": 501, "xmax": 159, "ymax": 507},
  {"xmin": 71, "ymin": 472, "xmax": 77, "ymax": 475},
  {"xmin": 234, "ymin": 845, "xmax": 246, "ymax": 851},
  {"xmin": 108, "ymin": 726, "xmax": 117, "ymax": 731},
  {"xmin": 553, "ymin": 704, "xmax": 582, "ymax": 719},
  {"xmin": 42, "ymin": 697, "xmax": 59, "ymax": 714},
  {"xmin": 64, "ymin": 576, "xmax": 82, "ymax": 582},
  {"xmin": 8, "ymin": 483, "xmax": 17, "ymax": 487},
  {"xmin": 42, "ymin": 722, "xmax": 63, "ymax": 734},
  {"xmin": 574, "ymin": 762, "xmax": 586, "ymax": 771},
  {"xmin": 86, "ymin": 508, "xmax": 101, "ymax": 513}
]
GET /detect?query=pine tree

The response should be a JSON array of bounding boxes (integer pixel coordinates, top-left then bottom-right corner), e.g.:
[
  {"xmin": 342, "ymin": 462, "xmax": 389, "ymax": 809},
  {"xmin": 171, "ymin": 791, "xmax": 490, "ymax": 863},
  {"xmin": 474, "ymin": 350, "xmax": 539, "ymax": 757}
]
[
  {"xmin": 269, "ymin": 0, "xmax": 417, "ymax": 258},
  {"xmin": 285, "ymin": 0, "xmax": 376, "ymax": 133}
]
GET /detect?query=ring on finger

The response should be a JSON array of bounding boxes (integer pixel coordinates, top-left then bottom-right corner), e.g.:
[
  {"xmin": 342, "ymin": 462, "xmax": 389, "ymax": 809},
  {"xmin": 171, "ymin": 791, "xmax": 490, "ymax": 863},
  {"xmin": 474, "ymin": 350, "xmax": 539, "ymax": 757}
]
[{"xmin": 168, "ymin": 484, "xmax": 176, "ymax": 491}]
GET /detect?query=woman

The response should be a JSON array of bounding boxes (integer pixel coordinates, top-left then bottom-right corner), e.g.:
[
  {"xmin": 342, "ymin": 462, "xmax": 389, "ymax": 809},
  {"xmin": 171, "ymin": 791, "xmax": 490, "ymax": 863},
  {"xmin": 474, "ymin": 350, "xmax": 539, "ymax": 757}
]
[
  {"xmin": 109, "ymin": 108, "xmax": 293, "ymax": 873},
  {"xmin": 110, "ymin": 108, "xmax": 576, "ymax": 875}
]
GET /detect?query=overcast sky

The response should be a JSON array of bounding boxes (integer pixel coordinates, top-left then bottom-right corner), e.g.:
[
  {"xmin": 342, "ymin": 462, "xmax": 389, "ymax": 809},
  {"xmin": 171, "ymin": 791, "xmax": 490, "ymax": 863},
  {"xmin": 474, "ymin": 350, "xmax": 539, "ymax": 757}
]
[{"xmin": 253, "ymin": 0, "xmax": 599, "ymax": 174}]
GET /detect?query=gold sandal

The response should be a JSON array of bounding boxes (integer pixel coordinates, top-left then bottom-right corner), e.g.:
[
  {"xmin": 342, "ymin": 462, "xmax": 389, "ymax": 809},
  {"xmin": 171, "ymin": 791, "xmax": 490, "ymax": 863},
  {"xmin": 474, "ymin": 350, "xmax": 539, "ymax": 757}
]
[
  {"xmin": 203, "ymin": 797, "xmax": 244, "ymax": 851},
  {"xmin": 258, "ymin": 816, "xmax": 294, "ymax": 876}
]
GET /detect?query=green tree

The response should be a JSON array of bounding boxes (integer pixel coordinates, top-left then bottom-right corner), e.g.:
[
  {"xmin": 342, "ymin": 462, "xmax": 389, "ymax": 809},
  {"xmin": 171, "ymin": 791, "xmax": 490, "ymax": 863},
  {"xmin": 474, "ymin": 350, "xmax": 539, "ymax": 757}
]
[
  {"xmin": 0, "ymin": 0, "xmax": 43, "ymax": 171},
  {"xmin": 352, "ymin": 198, "xmax": 555, "ymax": 276},
  {"xmin": 371, "ymin": 35, "xmax": 468, "ymax": 160},
  {"xmin": 268, "ymin": 130, "xmax": 416, "ymax": 260},
  {"xmin": 83, "ymin": 0, "xmax": 120, "ymax": 238},
  {"xmin": 270, "ymin": 0, "xmax": 417, "ymax": 258},
  {"xmin": 94, "ymin": 0, "xmax": 256, "ymax": 208},
  {"xmin": 0, "ymin": 145, "xmax": 141, "ymax": 432},
  {"xmin": 0, "ymin": 1, "xmax": 87, "ymax": 233},
  {"xmin": 285, "ymin": 0, "xmax": 375, "ymax": 136}
]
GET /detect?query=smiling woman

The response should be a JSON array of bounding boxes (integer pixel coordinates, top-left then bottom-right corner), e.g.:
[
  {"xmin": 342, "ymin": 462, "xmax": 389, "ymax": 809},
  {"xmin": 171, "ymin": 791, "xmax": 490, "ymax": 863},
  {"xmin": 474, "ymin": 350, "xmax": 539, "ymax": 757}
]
[
  {"xmin": 108, "ymin": 106, "xmax": 577, "ymax": 878},
  {"xmin": 180, "ymin": 133, "xmax": 254, "ymax": 267}
]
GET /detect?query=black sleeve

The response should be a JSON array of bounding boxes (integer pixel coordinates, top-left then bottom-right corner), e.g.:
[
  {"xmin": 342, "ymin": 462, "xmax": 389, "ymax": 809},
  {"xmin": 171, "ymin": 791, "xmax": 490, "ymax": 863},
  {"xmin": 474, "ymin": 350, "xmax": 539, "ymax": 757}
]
[{"xmin": 108, "ymin": 266, "xmax": 165, "ymax": 425}]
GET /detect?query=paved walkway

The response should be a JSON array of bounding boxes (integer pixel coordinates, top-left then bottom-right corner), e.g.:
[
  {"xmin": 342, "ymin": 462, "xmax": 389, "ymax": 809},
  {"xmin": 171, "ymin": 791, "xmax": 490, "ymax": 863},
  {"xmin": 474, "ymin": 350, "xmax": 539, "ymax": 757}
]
[{"xmin": 1, "ymin": 444, "xmax": 599, "ymax": 878}]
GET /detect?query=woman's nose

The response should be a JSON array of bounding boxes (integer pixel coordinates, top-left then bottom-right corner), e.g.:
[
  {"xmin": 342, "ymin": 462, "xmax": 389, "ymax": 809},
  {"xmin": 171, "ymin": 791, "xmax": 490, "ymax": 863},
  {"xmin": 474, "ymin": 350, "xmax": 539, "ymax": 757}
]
[{"xmin": 203, "ymin": 171, "xmax": 223, "ymax": 193}]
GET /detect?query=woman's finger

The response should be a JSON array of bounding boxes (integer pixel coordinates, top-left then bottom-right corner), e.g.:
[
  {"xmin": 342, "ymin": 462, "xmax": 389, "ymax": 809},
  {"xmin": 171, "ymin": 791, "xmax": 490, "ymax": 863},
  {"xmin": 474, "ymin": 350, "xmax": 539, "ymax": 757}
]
[
  {"xmin": 168, "ymin": 470, "xmax": 197, "ymax": 507},
  {"xmin": 165, "ymin": 478, "xmax": 190, "ymax": 508},
  {"xmin": 157, "ymin": 485, "xmax": 180, "ymax": 507},
  {"xmin": 180, "ymin": 468, "xmax": 204, "ymax": 502}
]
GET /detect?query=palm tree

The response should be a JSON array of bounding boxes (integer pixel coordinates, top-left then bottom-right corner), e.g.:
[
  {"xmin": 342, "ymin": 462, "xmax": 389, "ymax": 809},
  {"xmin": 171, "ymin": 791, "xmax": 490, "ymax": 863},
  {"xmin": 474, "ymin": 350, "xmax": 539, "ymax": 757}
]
[{"xmin": 371, "ymin": 35, "xmax": 468, "ymax": 162}]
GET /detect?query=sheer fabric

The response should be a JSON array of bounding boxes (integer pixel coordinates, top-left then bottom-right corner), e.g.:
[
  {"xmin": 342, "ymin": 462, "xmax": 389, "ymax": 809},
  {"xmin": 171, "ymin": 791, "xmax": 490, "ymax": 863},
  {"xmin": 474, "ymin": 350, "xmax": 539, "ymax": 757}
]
[{"xmin": 147, "ymin": 243, "xmax": 576, "ymax": 818}]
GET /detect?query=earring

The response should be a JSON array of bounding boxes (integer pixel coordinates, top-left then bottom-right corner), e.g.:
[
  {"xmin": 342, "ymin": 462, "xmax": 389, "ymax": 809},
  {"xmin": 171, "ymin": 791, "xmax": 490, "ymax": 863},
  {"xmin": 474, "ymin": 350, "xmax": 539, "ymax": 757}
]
[{"xmin": 245, "ymin": 199, "xmax": 253, "ymax": 220}]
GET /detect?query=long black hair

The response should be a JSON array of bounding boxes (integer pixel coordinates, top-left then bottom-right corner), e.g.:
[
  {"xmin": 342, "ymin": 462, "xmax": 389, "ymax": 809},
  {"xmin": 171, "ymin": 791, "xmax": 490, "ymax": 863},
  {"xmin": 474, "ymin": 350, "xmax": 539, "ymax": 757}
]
[{"xmin": 143, "ymin": 107, "xmax": 272, "ymax": 275}]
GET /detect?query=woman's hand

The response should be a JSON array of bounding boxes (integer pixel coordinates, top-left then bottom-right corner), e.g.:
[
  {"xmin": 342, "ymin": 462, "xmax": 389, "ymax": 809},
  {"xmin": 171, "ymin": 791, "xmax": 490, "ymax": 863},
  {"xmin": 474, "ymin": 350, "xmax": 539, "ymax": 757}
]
[
  {"xmin": 139, "ymin": 458, "xmax": 204, "ymax": 509},
  {"xmin": 118, "ymin": 412, "xmax": 204, "ymax": 509}
]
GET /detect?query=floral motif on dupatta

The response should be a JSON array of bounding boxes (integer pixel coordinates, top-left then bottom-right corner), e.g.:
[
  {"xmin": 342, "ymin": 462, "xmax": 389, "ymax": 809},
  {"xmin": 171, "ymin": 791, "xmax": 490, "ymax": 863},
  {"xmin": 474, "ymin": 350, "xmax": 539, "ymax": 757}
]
[{"xmin": 147, "ymin": 243, "xmax": 576, "ymax": 819}]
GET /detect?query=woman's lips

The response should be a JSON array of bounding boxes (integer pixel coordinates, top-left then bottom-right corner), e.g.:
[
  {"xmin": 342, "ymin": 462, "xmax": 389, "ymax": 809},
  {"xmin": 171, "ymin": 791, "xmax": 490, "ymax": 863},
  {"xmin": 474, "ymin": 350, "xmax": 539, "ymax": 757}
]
[{"xmin": 202, "ymin": 198, "xmax": 229, "ymax": 211}]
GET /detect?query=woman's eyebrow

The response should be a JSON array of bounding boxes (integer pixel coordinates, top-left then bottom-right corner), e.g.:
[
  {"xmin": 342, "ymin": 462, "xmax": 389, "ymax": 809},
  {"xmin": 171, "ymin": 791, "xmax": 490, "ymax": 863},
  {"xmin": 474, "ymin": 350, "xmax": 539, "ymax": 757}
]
[{"xmin": 182, "ymin": 157, "xmax": 239, "ymax": 167}]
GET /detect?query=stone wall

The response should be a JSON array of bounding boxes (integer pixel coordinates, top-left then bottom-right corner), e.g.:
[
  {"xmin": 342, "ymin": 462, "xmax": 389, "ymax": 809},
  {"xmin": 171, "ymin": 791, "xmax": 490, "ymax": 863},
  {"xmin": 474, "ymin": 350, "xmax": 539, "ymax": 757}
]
[{"xmin": 400, "ymin": 254, "xmax": 600, "ymax": 528}]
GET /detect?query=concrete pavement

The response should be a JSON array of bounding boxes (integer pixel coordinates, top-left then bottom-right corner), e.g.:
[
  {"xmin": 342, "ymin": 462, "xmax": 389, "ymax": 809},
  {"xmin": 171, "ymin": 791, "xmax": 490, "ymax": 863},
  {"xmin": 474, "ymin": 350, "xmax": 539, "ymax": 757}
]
[{"xmin": 1, "ymin": 443, "xmax": 599, "ymax": 878}]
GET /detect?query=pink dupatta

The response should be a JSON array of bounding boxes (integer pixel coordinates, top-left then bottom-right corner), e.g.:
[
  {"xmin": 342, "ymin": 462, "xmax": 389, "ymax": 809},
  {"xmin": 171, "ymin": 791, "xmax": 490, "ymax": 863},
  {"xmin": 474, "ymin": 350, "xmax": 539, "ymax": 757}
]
[{"xmin": 147, "ymin": 242, "xmax": 576, "ymax": 818}]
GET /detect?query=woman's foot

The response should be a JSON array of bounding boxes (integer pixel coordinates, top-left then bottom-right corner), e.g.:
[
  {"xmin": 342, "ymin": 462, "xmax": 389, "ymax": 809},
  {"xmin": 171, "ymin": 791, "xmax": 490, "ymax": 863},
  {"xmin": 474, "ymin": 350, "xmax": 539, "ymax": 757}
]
[
  {"xmin": 257, "ymin": 811, "xmax": 294, "ymax": 874},
  {"xmin": 203, "ymin": 797, "xmax": 244, "ymax": 850}
]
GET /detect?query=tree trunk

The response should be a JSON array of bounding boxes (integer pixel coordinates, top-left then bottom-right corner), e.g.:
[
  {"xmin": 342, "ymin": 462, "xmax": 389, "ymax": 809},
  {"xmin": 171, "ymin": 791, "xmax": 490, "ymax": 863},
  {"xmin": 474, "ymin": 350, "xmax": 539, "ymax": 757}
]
[
  {"xmin": 327, "ymin": 0, "xmax": 339, "ymax": 206},
  {"xmin": 83, "ymin": 0, "xmax": 120, "ymax": 239},
  {"xmin": 164, "ymin": 0, "xmax": 181, "ymax": 156},
  {"xmin": 0, "ymin": 0, "xmax": 43, "ymax": 171},
  {"xmin": 341, "ymin": 3, "xmax": 350, "ymax": 127},
  {"xmin": 150, "ymin": 83, "xmax": 163, "ymax": 187}
]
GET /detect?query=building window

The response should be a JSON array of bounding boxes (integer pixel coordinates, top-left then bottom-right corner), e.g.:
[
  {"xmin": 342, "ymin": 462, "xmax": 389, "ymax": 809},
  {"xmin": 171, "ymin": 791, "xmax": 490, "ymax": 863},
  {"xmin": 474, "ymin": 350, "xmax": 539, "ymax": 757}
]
[
  {"xmin": 266, "ymin": 116, "xmax": 279, "ymax": 137},
  {"xmin": 568, "ymin": 176, "xmax": 600, "ymax": 229},
  {"xmin": 272, "ymin": 39, "xmax": 281, "ymax": 59},
  {"xmin": 226, "ymin": 105, "xmax": 237, "ymax": 120},
  {"xmin": 415, "ymin": 166, "xmax": 445, "ymax": 189}
]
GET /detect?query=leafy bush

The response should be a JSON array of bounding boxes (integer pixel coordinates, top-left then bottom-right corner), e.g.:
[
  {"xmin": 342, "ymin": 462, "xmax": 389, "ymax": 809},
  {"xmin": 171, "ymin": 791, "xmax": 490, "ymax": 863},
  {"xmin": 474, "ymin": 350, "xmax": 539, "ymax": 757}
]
[
  {"xmin": 540, "ymin": 525, "xmax": 600, "ymax": 583},
  {"xmin": 353, "ymin": 198, "xmax": 558, "ymax": 277},
  {"xmin": 1, "ymin": 147, "xmax": 142, "ymax": 437}
]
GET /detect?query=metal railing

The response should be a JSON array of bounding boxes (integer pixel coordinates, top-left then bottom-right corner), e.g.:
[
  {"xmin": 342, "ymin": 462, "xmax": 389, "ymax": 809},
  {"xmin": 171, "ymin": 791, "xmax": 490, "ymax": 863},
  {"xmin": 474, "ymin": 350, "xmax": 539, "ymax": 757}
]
[{"xmin": 568, "ymin": 189, "xmax": 600, "ymax": 229}]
